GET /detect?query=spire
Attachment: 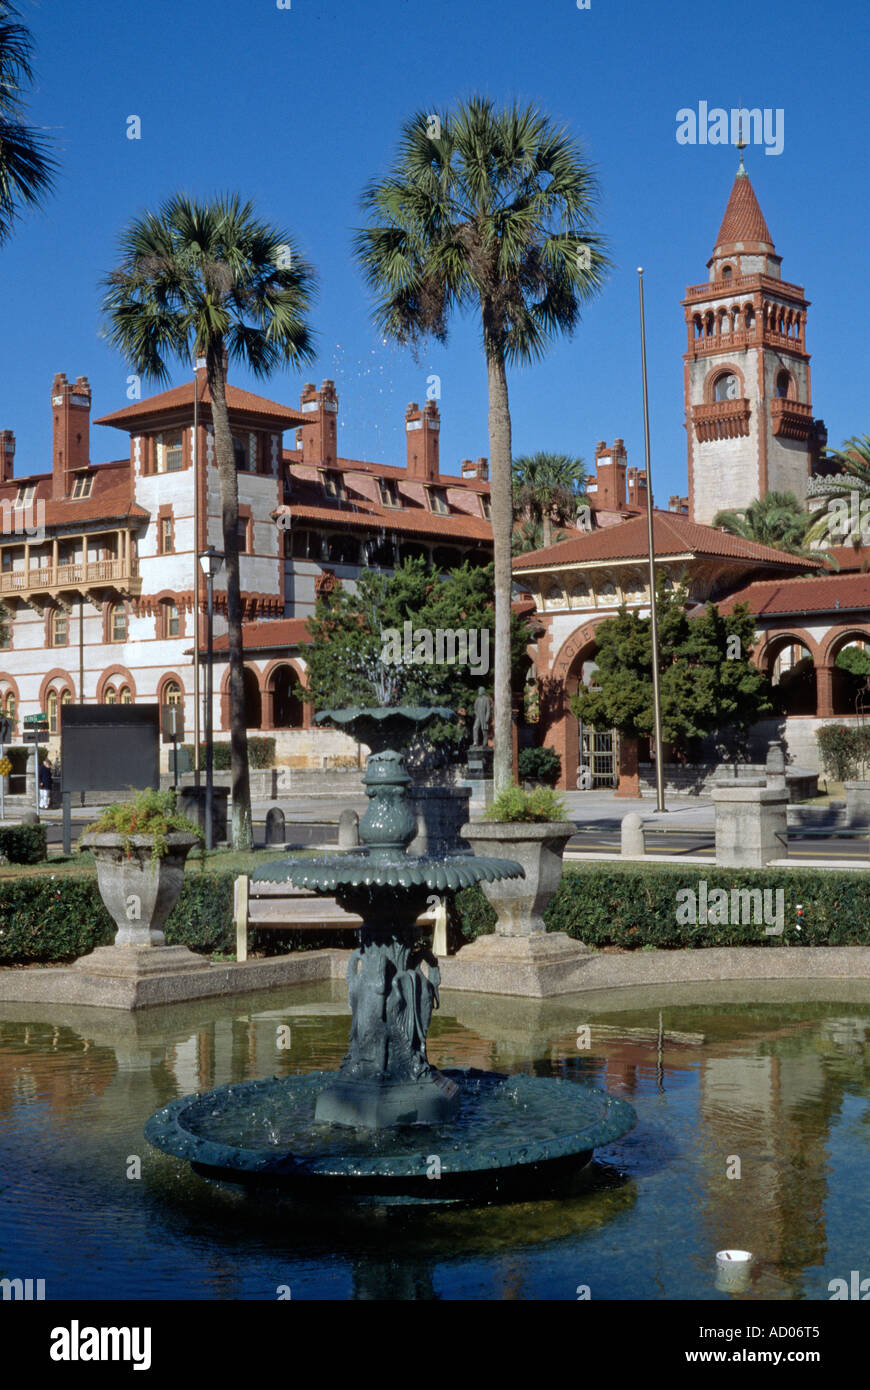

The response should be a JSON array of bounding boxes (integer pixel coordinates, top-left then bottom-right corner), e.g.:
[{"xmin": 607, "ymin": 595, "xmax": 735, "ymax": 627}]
[{"xmin": 712, "ymin": 160, "xmax": 774, "ymax": 257}]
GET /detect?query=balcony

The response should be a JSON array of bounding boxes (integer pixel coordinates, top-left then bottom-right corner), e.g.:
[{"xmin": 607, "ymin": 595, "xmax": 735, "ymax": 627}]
[
  {"xmin": 692, "ymin": 398, "xmax": 752, "ymax": 443},
  {"xmin": 0, "ymin": 556, "xmax": 141, "ymax": 603},
  {"xmin": 770, "ymin": 398, "xmax": 815, "ymax": 441}
]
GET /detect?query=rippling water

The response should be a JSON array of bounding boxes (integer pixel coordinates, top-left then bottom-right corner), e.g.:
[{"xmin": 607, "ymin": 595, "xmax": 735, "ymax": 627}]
[{"xmin": 1, "ymin": 979, "xmax": 869, "ymax": 1300}]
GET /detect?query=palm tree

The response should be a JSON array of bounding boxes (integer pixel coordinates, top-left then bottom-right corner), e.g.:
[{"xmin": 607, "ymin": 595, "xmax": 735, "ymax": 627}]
[
  {"xmin": 355, "ymin": 97, "xmax": 606, "ymax": 790},
  {"xmin": 0, "ymin": 0, "xmax": 55, "ymax": 244},
  {"xmin": 102, "ymin": 194, "xmax": 316, "ymax": 848},
  {"xmin": 806, "ymin": 435, "xmax": 870, "ymax": 545},
  {"xmin": 512, "ymin": 451, "xmax": 589, "ymax": 548},
  {"xmin": 712, "ymin": 491, "xmax": 817, "ymax": 558}
]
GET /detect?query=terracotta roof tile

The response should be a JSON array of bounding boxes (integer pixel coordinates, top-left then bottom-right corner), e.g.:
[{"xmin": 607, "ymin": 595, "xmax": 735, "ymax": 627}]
[
  {"xmin": 719, "ymin": 573, "xmax": 870, "ymax": 617},
  {"xmin": 285, "ymin": 452, "xmax": 491, "ymax": 492},
  {"xmin": 96, "ymin": 381, "xmax": 307, "ymax": 429},
  {"xmin": 512, "ymin": 510, "xmax": 819, "ymax": 571},
  {"xmin": 713, "ymin": 169, "xmax": 774, "ymax": 252},
  {"xmin": 205, "ymin": 617, "xmax": 311, "ymax": 653},
  {"xmin": 275, "ymin": 501, "xmax": 492, "ymax": 544}
]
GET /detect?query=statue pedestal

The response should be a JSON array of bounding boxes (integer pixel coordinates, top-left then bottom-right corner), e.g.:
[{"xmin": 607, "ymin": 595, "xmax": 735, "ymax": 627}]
[
  {"xmin": 315, "ymin": 1073, "xmax": 459, "ymax": 1127},
  {"xmin": 467, "ymin": 745, "xmax": 493, "ymax": 780}
]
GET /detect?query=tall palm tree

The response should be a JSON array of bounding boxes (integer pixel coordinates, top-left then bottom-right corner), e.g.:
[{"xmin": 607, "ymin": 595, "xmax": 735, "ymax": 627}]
[
  {"xmin": 0, "ymin": 0, "xmax": 55, "ymax": 244},
  {"xmin": 512, "ymin": 451, "xmax": 589, "ymax": 548},
  {"xmin": 712, "ymin": 491, "xmax": 817, "ymax": 558},
  {"xmin": 355, "ymin": 97, "xmax": 606, "ymax": 790},
  {"xmin": 806, "ymin": 435, "xmax": 870, "ymax": 545},
  {"xmin": 102, "ymin": 194, "xmax": 316, "ymax": 848}
]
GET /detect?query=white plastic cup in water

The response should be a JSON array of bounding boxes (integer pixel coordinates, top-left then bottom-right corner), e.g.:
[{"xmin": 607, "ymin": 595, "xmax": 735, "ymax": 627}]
[{"xmin": 715, "ymin": 1249, "xmax": 752, "ymax": 1292}]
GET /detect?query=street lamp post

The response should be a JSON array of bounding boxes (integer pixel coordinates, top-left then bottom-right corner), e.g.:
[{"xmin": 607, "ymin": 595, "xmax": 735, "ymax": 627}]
[
  {"xmin": 637, "ymin": 268, "xmax": 666, "ymax": 814},
  {"xmin": 199, "ymin": 545, "xmax": 224, "ymax": 851}
]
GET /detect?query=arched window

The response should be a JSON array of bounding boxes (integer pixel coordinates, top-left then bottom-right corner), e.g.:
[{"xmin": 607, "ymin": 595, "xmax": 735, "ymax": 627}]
[
  {"xmin": 110, "ymin": 604, "xmax": 127, "ymax": 642},
  {"xmin": 161, "ymin": 601, "xmax": 180, "ymax": 638},
  {"xmin": 722, "ymin": 264, "xmax": 733, "ymax": 281},
  {"xmin": 3, "ymin": 691, "xmax": 15, "ymax": 729},
  {"xmin": 714, "ymin": 372, "xmax": 739, "ymax": 402},
  {"xmin": 47, "ymin": 689, "xmax": 58, "ymax": 733},
  {"xmin": 776, "ymin": 370, "xmax": 791, "ymax": 399},
  {"xmin": 164, "ymin": 680, "xmax": 182, "ymax": 706},
  {"xmin": 51, "ymin": 609, "xmax": 68, "ymax": 647},
  {"xmin": 119, "ymin": 686, "xmax": 132, "ymax": 705},
  {"xmin": 104, "ymin": 685, "xmax": 116, "ymax": 705}
]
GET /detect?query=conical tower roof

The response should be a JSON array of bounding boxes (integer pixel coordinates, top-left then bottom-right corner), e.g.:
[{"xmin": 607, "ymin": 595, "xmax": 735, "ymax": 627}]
[{"xmin": 712, "ymin": 162, "xmax": 774, "ymax": 256}]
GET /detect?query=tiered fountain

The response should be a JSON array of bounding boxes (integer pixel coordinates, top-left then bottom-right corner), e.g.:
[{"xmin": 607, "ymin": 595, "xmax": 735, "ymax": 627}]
[{"xmin": 145, "ymin": 708, "xmax": 636, "ymax": 1199}]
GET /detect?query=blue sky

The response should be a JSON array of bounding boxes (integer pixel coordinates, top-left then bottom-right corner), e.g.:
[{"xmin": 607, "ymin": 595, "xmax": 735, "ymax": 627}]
[{"xmin": 4, "ymin": 0, "xmax": 868, "ymax": 501}]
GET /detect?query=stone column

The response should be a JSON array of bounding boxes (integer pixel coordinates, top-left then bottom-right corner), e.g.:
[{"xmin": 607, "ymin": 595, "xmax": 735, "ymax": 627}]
[
  {"xmin": 817, "ymin": 666, "xmax": 834, "ymax": 718},
  {"xmin": 711, "ymin": 779, "xmax": 788, "ymax": 867},
  {"xmin": 615, "ymin": 736, "xmax": 641, "ymax": 798}
]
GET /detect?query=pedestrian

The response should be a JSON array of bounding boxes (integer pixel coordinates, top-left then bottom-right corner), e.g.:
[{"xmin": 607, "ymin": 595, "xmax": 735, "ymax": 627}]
[{"xmin": 38, "ymin": 757, "xmax": 52, "ymax": 810}]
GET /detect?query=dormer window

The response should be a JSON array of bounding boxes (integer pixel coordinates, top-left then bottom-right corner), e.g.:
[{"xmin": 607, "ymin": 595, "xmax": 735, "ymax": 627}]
[
  {"xmin": 378, "ymin": 478, "xmax": 400, "ymax": 508},
  {"xmin": 158, "ymin": 433, "xmax": 184, "ymax": 473},
  {"xmin": 13, "ymin": 485, "xmax": 35, "ymax": 509},
  {"xmin": 428, "ymin": 487, "xmax": 449, "ymax": 515},
  {"xmin": 71, "ymin": 474, "xmax": 93, "ymax": 499},
  {"xmin": 323, "ymin": 470, "xmax": 345, "ymax": 501},
  {"xmin": 481, "ymin": 496, "xmax": 492, "ymax": 521}
]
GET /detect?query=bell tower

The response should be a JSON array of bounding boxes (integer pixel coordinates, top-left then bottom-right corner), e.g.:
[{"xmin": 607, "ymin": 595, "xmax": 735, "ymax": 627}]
[{"xmin": 682, "ymin": 154, "xmax": 825, "ymax": 525}]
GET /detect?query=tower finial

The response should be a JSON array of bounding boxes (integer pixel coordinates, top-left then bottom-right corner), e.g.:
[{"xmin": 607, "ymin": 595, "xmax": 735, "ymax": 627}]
[{"xmin": 735, "ymin": 101, "xmax": 747, "ymax": 175}]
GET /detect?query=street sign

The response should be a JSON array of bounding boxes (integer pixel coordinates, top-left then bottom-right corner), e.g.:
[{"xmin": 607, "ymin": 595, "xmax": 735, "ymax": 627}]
[
  {"xmin": 24, "ymin": 714, "xmax": 48, "ymax": 727},
  {"xmin": 22, "ymin": 731, "xmax": 46, "ymax": 743},
  {"xmin": 161, "ymin": 704, "xmax": 185, "ymax": 742}
]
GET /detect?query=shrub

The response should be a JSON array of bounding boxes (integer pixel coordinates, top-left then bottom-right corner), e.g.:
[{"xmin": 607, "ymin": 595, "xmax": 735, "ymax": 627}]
[
  {"xmin": 517, "ymin": 746, "xmax": 562, "ymax": 786},
  {"xmin": 816, "ymin": 724, "xmax": 860, "ymax": 782},
  {"xmin": 484, "ymin": 784, "xmax": 569, "ymax": 822},
  {"xmin": 248, "ymin": 737, "xmax": 276, "ymax": 769},
  {"xmin": 0, "ymin": 822, "xmax": 47, "ymax": 864},
  {"xmin": 81, "ymin": 787, "xmax": 202, "ymax": 859}
]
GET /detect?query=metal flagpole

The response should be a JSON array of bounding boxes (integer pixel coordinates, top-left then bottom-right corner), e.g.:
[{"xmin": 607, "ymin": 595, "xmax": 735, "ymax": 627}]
[
  {"xmin": 193, "ymin": 364, "xmax": 202, "ymax": 788},
  {"xmin": 637, "ymin": 268, "xmax": 666, "ymax": 814}
]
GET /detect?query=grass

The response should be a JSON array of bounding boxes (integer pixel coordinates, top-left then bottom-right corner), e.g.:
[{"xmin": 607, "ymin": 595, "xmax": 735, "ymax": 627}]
[
  {"xmin": 800, "ymin": 780, "xmax": 845, "ymax": 807},
  {"xmin": 0, "ymin": 845, "xmax": 311, "ymax": 881}
]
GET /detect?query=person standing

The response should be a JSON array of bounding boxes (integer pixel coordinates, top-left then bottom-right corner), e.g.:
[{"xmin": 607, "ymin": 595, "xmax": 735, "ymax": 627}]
[{"xmin": 38, "ymin": 757, "xmax": 52, "ymax": 810}]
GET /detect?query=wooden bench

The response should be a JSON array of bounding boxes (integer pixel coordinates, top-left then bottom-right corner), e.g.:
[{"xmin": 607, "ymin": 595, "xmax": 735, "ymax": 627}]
[{"xmin": 233, "ymin": 876, "xmax": 448, "ymax": 963}]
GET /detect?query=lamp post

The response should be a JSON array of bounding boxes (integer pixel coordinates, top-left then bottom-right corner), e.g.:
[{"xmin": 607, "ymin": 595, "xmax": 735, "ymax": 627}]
[
  {"xmin": 199, "ymin": 545, "xmax": 224, "ymax": 850},
  {"xmin": 637, "ymin": 268, "xmax": 666, "ymax": 813}
]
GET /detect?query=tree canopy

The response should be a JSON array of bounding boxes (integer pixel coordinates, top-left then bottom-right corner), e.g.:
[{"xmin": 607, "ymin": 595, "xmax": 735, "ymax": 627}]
[{"xmin": 570, "ymin": 578, "xmax": 772, "ymax": 755}]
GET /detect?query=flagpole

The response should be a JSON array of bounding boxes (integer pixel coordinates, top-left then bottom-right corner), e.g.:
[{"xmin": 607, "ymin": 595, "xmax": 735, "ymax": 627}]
[{"xmin": 638, "ymin": 268, "xmax": 666, "ymax": 813}]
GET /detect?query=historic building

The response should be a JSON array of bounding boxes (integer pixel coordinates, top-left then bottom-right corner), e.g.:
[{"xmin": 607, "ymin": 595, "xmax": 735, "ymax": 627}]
[
  {"xmin": 0, "ymin": 368, "xmax": 493, "ymax": 774},
  {"xmin": 517, "ymin": 160, "xmax": 868, "ymax": 790}
]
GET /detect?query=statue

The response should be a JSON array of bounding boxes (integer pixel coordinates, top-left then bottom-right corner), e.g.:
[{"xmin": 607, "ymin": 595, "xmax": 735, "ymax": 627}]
[{"xmin": 471, "ymin": 688, "xmax": 492, "ymax": 747}]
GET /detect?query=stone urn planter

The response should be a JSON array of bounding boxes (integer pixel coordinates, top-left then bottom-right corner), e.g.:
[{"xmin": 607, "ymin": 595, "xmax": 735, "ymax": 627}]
[
  {"xmin": 80, "ymin": 832, "xmax": 201, "ymax": 946},
  {"xmin": 461, "ymin": 821, "xmax": 576, "ymax": 937}
]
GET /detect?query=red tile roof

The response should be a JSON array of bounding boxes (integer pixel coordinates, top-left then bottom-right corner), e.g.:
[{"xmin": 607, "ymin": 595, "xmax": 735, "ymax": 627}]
[
  {"xmin": 96, "ymin": 381, "xmax": 307, "ymax": 429},
  {"xmin": 719, "ymin": 573, "xmax": 870, "ymax": 618},
  {"xmin": 275, "ymin": 501, "xmax": 492, "ymax": 544},
  {"xmin": 714, "ymin": 169, "xmax": 774, "ymax": 252},
  {"xmin": 285, "ymin": 451, "xmax": 491, "ymax": 492},
  {"xmin": 205, "ymin": 617, "xmax": 312, "ymax": 654},
  {"xmin": 0, "ymin": 461, "xmax": 148, "ymax": 527},
  {"xmin": 826, "ymin": 545, "xmax": 870, "ymax": 573},
  {"xmin": 512, "ymin": 510, "xmax": 820, "ymax": 571}
]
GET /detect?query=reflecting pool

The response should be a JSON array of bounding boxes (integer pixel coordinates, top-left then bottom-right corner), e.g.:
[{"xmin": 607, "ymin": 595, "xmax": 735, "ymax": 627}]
[{"xmin": 1, "ymin": 978, "xmax": 869, "ymax": 1300}]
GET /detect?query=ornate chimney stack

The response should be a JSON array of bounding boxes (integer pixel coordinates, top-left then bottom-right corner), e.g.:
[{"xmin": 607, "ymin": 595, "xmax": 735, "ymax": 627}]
[
  {"xmin": 0, "ymin": 430, "xmax": 14, "ymax": 482},
  {"xmin": 51, "ymin": 373, "xmax": 91, "ymax": 499},
  {"xmin": 405, "ymin": 399, "xmax": 440, "ymax": 480},
  {"xmin": 461, "ymin": 457, "xmax": 489, "ymax": 481},
  {"xmin": 298, "ymin": 379, "xmax": 338, "ymax": 467},
  {"xmin": 588, "ymin": 439, "xmax": 627, "ymax": 510}
]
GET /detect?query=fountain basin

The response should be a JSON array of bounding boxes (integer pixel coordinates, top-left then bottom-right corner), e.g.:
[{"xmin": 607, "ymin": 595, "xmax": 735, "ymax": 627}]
[{"xmin": 144, "ymin": 1067, "xmax": 637, "ymax": 1202}]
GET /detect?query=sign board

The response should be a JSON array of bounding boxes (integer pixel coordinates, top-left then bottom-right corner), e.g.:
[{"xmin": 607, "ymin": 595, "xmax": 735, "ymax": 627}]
[
  {"xmin": 161, "ymin": 704, "xmax": 185, "ymax": 742},
  {"xmin": 61, "ymin": 705, "xmax": 160, "ymax": 794},
  {"xmin": 24, "ymin": 714, "xmax": 49, "ymax": 727}
]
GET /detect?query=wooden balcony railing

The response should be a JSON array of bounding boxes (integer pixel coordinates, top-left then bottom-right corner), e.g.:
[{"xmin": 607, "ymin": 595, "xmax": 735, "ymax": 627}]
[{"xmin": 0, "ymin": 558, "xmax": 140, "ymax": 596}]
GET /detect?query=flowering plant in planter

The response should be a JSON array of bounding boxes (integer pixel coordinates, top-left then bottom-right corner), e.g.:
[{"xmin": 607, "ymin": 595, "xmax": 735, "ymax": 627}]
[
  {"xmin": 80, "ymin": 788, "xmax": 203, "ymax": 860},
  {"xmin": 483, "ymin": 784, "xmax": 568, "ymax": 823}
]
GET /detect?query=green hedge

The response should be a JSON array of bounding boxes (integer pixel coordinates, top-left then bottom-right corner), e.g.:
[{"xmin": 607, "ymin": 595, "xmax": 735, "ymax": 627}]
[
  {"xmin": 0, "ymin": 823, "xmax": 47, "ymax": 864},
  {"xmin": 181, "ymin": 737, "xmax": 276, "ymax": 772},
  {"xmin": 0, "ymin": 870, "xmax": 356, "ymax": 965},
  {"xmin": 517, "ymin": 746, "xmax": 562, "ymax": 786},
  {"xmin": 455, "ymin": 865, "xmax": 870, "ymax": 949}
]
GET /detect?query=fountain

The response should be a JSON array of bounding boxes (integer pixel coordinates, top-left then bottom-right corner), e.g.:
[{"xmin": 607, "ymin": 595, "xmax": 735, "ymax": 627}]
[{"xmin": 145, "ymin": 707, "xmax": 636, "ymax": 1199}]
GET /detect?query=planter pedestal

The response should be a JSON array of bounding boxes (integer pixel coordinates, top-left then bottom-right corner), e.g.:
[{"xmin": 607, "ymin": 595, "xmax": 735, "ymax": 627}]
[
  {"xmin": 440, "ymin": 932, "xmax": 591, "ymax": 998},
  {"xmin": 72, "ymin": 945, "xmax": 211, "ymax": 977}
]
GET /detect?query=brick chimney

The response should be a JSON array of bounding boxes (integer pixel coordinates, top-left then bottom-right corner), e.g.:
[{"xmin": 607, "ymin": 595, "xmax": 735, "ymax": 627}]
[
  {"xmin": 627, "ymin": 465, "xmax": 648, "ymax": 508},
  {"xmin": 51, "ymin": 373, "xmax": 91, "ymax": 499},
  {"xmin": 461, "ymin": 457, "xmax": 489, "ymax": 481},
  {"xmin": 588, "ymin": 439, "xmax": 627, "ymax": 509},
  {"xmin": 298, "ymin": 379, "xmax": 338, "ymax": 467},
  {"xmin": 405, "ymin": 400, "xmax": 440, "ymax": 480},
  {"xmin": 0, "ymin": 431, "xmax": 14, "ymax": 482}
]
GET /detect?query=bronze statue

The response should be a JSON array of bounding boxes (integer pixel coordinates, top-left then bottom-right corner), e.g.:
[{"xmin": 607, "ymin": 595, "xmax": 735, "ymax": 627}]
[{"xmin": 471, "ymin": 688, "xmax": 491, "ymax": 747}]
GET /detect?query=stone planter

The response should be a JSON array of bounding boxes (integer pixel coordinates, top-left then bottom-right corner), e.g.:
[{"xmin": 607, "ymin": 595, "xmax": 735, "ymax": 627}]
[
  {"xmin": 80, "ymin": 832, "xmax": 200, "ymax": 947},
  {"xmin": 461, "ymin": 821, "xmax": 576, "ymax": 936}
]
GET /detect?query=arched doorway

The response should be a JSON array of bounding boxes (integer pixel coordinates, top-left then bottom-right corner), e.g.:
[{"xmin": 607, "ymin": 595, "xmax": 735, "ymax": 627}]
[
  {"xmin": 765, "ymin": 635, "xmax": 817, "ymax": 716},
  {"xmin": 544, "ymin": 624, "xmax": 615, "ymax": 789},
  {"xmin": 272, "ymin": 665, "xmax": 304, "ymax": 729},
  {"xmin": 243, "ymin": 667, "xmax": 262, "ymax": 729},
  {"xmin": 829, "ymin": 636, "xmax": 870, "ymax": 716}
]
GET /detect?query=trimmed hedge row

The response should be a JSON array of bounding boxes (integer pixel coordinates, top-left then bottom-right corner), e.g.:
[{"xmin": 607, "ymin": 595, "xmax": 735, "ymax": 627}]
[
  {"xmin": 0, "ymin": 871, "xmax": 357, "ymax": 965},
  {"xmin": 455, "ymin": 865, "xmax": 870, "ymax": 949},
  {"xmin": 181, "ymin": 738, "xmax": 277, "ymax": 771},
  {"xmin": 0, "ymin": 823, "xmax": 47, "ymax": 864}
]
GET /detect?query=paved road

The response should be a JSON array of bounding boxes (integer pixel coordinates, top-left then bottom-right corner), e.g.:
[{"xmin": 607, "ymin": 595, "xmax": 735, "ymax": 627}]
[{"xmin": 568, "ymin": 827, "xmax": 869, "ymax": 862}]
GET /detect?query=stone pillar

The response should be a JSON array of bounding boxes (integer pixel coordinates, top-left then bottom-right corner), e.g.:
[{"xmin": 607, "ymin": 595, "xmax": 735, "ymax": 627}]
[
  {"xmin": 711, "ymin": 779, "xmax": 788, "ymax": 867},
  {"xmin": 615, "ymin": 736, "xmax": 641, "ymax": 798},
  {"xmin": 621, "ymin": 812, "xmax": 645, "ymax": 857},
  {"xmin": 765, "ymin": 742, "xmax": 786, "ymax": 792},
  {"xmin": 817, "ymin": 666, "xmax": 834, "ymax": 717}
]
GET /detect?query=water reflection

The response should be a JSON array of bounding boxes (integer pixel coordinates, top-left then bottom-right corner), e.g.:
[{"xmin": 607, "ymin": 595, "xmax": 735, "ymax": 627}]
[{"xmin": 1, "ymin": 984, "xmax": 870, "ymax": 1299}]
